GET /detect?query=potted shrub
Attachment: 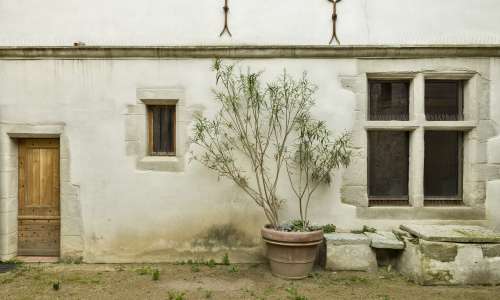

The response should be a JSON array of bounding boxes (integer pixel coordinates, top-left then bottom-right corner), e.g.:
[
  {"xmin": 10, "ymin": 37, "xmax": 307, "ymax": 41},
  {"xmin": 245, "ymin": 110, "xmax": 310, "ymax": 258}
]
[{"xmin": 192, "ymin": 60, "xmax": 351, "ymax": 279}]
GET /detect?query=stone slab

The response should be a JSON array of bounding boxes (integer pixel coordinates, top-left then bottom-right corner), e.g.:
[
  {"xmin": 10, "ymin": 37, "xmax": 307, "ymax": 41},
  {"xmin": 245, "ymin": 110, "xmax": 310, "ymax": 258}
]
[
  {"xmin": 365, "ymin": 231, "xmax": 405, "ymax": 250},
  {"xmin": 326, "ymin": 244, "xmax": 377, "ymax": 272},
  {"xmin": 324, "ymin": 233, "xmax": 370, "ymax": 245},
  {"xmin": 400, "ymin": 224, "xmax": 500, "ymax": 243}
]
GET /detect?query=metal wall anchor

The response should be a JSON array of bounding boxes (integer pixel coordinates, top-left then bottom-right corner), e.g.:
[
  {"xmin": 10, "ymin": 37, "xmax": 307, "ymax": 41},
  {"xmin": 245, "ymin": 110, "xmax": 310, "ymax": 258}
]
[
  {"xmin": 328, "ymin": 0, "xmax": 342, "ymax": 45},
  {"xmin": 219, "ymin": 0, "xmax": 232, "ymax": 37}
]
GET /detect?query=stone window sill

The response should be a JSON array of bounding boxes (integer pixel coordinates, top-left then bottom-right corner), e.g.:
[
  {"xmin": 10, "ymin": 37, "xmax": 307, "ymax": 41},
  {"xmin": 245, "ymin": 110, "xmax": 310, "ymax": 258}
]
[
  {"xmin": 137, "ymin": 156, "xmax": 185, "ymax": 172},
  {"xmin": 356, "ymin": 206, "xmax": 485, "ymax": 220}
]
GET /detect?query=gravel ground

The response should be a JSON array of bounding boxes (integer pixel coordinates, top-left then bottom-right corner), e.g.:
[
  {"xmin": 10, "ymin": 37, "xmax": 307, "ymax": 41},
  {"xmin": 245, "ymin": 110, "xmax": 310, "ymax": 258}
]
[{"xmin": 0, "ymin": 262, "xmax": 499, "ymax": 299}]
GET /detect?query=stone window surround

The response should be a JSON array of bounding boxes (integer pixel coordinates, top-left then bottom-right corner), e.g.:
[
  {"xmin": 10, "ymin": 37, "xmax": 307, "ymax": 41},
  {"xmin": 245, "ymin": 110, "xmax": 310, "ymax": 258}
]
[
  {"xmin": 0, "ymin": 123, "xmax": 83, "ymax": 260},
  {"xmin": 126, "ymin": 88, "xmax": 187, "ymax": 172},
  {"xmin": 341, "ymin": 61, "xmax": 497, "ymax": 220}
]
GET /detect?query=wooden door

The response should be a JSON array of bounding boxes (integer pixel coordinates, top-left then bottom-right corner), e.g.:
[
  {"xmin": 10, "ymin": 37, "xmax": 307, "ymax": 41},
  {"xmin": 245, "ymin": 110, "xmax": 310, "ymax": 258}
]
[{"xmin": 18, "ymin": 139, "xmax": 60, "ymax": 256}]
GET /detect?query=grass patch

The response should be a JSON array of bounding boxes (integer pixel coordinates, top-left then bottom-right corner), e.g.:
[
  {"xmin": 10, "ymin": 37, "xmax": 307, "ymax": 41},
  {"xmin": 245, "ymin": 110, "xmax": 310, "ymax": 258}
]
[
  {"xmin": 152, "ymin": 269, "xmax": 160, "ymax": 281},
  {"xmin": 222, "ymin": 253, "xmax": 230, "ymax": 265},
  {"xmin": 228, "ymin": 265, "xmax": 239, "ymax": 273},
  {"xmin": 167, "ymin": 290, "xmax": 186, "ymax": 300},
  {"xmin": 286, "ymin": 285, "xmax": 308, "ymax": 300}
]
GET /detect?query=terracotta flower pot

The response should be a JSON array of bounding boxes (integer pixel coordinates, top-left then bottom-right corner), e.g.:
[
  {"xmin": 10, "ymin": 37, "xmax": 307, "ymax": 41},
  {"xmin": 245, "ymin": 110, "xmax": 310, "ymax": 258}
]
[{"xmin": 261, "ymin": 226, "xmax": 323, "ymax": 279}]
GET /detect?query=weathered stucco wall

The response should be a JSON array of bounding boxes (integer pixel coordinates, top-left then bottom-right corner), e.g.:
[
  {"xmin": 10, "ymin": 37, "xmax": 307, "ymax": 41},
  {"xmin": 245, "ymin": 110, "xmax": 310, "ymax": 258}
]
[
  {"xmin": 0, "ymin": 59, "xmax": 360, "ymax": 262},
  {"xmin": 0, "ymin": 57, "xmax": 498, "ymax": 262},
  {"xmin": 0, "ymin": 0, "xmax": 499, "ymax": 46}
]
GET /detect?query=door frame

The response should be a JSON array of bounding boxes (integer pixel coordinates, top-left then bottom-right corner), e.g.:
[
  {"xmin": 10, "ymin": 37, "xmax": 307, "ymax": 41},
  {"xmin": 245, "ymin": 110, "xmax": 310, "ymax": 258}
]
[{"xmin": 0, "ymin": 124, "xmax": 83, "ymax": 261}]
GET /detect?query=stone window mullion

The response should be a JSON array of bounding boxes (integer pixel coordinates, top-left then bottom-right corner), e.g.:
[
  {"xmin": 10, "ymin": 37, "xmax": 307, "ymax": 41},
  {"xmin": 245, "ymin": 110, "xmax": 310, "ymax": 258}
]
[{"xmin": 409, "ymin": 73, "xmax": 425, "ymax": 207}]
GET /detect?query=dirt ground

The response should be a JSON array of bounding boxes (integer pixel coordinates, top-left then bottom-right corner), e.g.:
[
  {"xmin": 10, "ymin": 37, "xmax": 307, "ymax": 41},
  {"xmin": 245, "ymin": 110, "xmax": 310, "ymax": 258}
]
[{"xmin": 1, "ymin": 261, "xmax": 499, "ymax": 300}]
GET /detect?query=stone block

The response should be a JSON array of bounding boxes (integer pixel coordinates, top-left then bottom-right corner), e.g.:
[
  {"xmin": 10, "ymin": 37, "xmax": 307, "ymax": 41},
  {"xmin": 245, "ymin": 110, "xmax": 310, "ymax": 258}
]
[
  {"xmin": 126, "ymin": 141, "xmax": 140, "ymax": 156},
  {"xmin": 463, "ymin": 181, "xmax": 486, "ymax": 206},
  {"xmin": 0, "ymin": 155, "xmax": 17, "ymax": 172},
  {"xmin": 482, "ymin": 244, "xmax": 500, "ymax": 258},
  {"xmin": 0, "ymin": 232, "xmax": 17, "ymax": 256},
  {"xmin": 0, "ymin": 211, "xmax": 17, "ymax": 235},
  {"xmin": 488, "ymin": 136, "xmax": 500, "ymax": 164},
  {"xmin": 325, "ymin": 233, "xmax": 377, "ymax": 272},
  {"xmin": 60, "ymin": 158, "xmax": 71, "ymax": 182},
  {"xmin": 342, "ymin": 159, "xmax": 367, "ymax": 186},
  {"xmin": 400, "ymin": 224, "xmax": 500, "ymax": 243},
  {"xmin": 0, "ymin": 196, "xmax": 17, "ymax": 214},
  {"xmin": 487, "ymin": 180, "xmax": 500, "ymax": 231},
  {"xmin": 365, "ymin": 231, "xmax": 405, "ymax": 250},
  {"xmin": 0, "ymin": 136, "xmax": 18, "ymax": 156},
  {"xmin": 340, "ymin": 186, "xmax": 368, "ymax": 207},
  {"xmin": 324, "ymin": 233, "xmax": 370, "ymax": 245},
  {"xmin": 419, "ymin": 240, "xmax": 457, "ymax": 262},
  {"xmin": 396, "ymin": 235, "xmax": 500, "ymax": 285},
  {"xmin": 126, "ymin": 104, "xmax": 146, "ymax": 115},
  {"xmin": 477, "ymin": 120, "xmax": 497, "ymax": 142},
  {"xmin": 0, "ymin": 170, "xmax": 17, "ymax": 199}
]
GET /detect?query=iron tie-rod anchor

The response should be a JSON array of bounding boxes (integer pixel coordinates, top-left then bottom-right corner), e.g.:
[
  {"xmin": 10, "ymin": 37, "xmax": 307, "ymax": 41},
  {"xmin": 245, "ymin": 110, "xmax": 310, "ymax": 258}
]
[
  {"xmin": 219, "ymin": 0, "xmax": 232, "ymax": 37},
  {"xmin": 328, "ymin": 0, "xmax": 342, "ymax": 45}
]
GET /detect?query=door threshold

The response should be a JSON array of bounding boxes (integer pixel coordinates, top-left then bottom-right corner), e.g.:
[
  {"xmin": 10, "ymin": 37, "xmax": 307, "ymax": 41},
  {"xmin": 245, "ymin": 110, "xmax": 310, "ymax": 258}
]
[{"xmin": 16, "ymin": 256, "xmax": 59, "ymax": 263}]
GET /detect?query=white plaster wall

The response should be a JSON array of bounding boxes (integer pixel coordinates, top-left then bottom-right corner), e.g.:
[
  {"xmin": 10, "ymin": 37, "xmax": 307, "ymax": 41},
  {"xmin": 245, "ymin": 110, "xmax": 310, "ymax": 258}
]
[
  {"xmin": 1, "ymin": 57, "xmax": 497, "ymax": 261},
  {"xmin": 0, "ymin": 0, "xmax": 499, "ymax": 46},
  {"xmin": 0, "ymin": 59, "xmax": 360, "ymax": 262}
]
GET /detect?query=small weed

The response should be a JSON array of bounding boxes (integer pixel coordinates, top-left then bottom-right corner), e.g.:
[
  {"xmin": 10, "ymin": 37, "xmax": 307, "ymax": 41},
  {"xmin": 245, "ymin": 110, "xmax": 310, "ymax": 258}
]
[
  {"xmin": 176, "ymin": 258, "xmax": 218, "ymax": 268},
  {"xmin": 263, "ymin": 286, "xmax": 276, "ymax": 296},
  {"xmin": 377, "ymin": 295, "xmax": 390, "ymax": 300},
  {"xmin": 204, "ymin": 289, "xmax": 213, "ymax": 299},
  {"xmin": 228, "ymin": 265, "xmax": 239, "ymax": 273},
  {"xmin": 152, "ymin": 269, "xmax": 160, "ymax": 281},
  {"xmin": 285, "ymin": 285, "xmax": 308, "ymax": 300},
  {"xmin": 322, "ymin": 224, "xmax": 336, "ymax": 233},
  {"xmin": 206, "ymin": 259, "xmax": 216, "ymax": 268},
  {"xmin": 52, "ymin": 281, "xmax": 60, "ymax": 291},
  {"xmin": 0, "ymin": 264, "xmax": 32, "ymax": 284},
  {"xmin": 351, "ymin": 225, "xmax": 377, "ymax": 234},
  {"xmin": 3, "ymin": 258, "xmax": 24, "ymax": 265},
  {"xmin": 135, "ymin": 266, "xmax": 155, "ymax": 275},
  {"xmin": 167, "ymin": 290, "xmax": 186, "ymax": 300},
  {"xmin": 191, "ymin": 265, "xmax": 200, "ymax": 273},
  {"xmin": 332, "ymin": 275, "xmax": 369, "ymax": 285},
  {"xmin": 222, "ymin": 253, "xmax": 230, "ymax": 265}
]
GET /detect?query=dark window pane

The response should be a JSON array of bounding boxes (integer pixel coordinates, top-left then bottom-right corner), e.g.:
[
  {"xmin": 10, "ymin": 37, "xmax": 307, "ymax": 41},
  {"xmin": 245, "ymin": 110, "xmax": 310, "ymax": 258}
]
[
  {"xmin": 369, "ymin": 81, "xmax": 409, "ymax": 121},
  {"xmin": 424, "ymin": 131, "xmax": 462, "ymax": 199},
  {"xmin": 150, "ymin": 105, "xmax": 175, "ymax": 155},
  {"xmin": 368, "ymin": 131, "xmax": 409, "ymax": 199},
  {"xmin": 425, "ymin": 80, "xmax": 463, "ymax": 121}
]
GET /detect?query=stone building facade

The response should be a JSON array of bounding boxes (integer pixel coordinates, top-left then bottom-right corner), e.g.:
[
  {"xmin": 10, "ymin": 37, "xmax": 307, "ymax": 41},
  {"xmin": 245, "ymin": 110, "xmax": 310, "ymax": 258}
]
[{"xmin": 0, "ymin": 0, "xmax": 499, "ymax": 262}]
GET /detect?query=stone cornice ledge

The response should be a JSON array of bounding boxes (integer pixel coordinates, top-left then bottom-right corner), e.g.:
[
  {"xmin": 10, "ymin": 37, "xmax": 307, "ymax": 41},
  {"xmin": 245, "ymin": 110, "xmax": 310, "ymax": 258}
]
[{"xmin": 0, "ymin": 45, "xmax": 500, "ymax": 59}]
